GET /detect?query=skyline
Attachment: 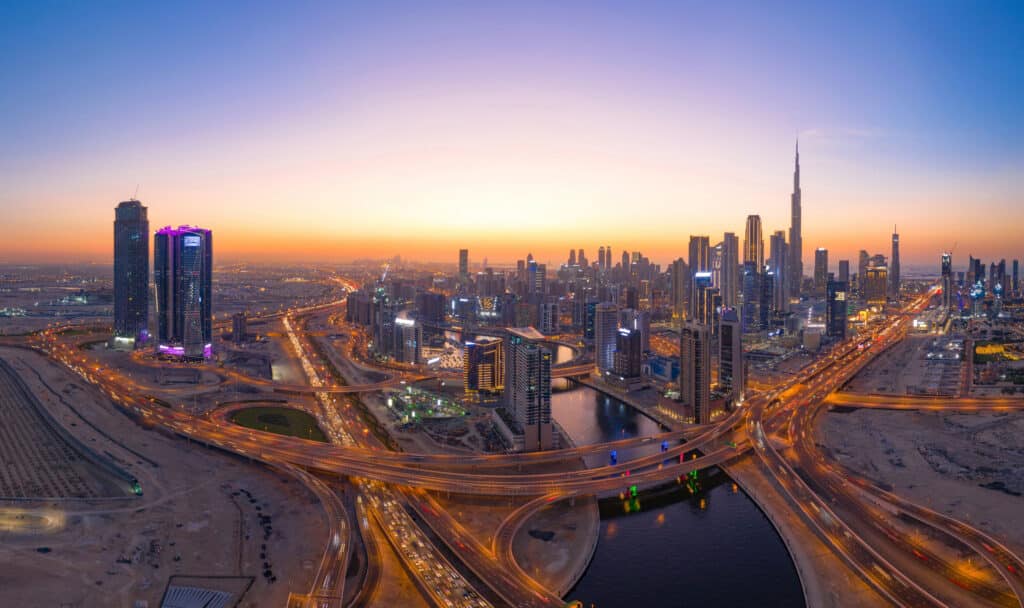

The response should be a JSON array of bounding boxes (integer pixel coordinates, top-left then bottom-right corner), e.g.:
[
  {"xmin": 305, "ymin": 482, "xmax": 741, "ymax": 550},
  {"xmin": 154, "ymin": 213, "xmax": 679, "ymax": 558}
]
[{"xmin": 1, "ymin": 2, "xmax": 1022, "ymax": 267}]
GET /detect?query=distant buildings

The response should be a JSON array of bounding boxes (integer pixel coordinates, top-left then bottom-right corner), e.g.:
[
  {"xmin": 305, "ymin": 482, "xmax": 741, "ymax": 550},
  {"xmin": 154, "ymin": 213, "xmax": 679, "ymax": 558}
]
[
  {"xmin": 768, "ymin": 230, "xmax": 787, "ymax": 313},
  {"xmin": 743, "ymin": 214, "xmax": 764, "ymax": 269},
  {"xmin": 813, "ymin": 248, "xmax": 829, "ymax": 297},
  {"xmin": 864, "ymin": 262, "xmax": 888, "ymax": 306},
  {"xmin": 826, "ymin": 279, "xmax": 848, "ymax": 339},
  {"xmin": 231, "ymin": 312, "xmax": 247, "ymax": 344},
  {"xmin": 789, "ymin": 141, "xmax": 803, "ymax": 297},
  {"xmin": 941, "ymin": 253, "xmax": 954, "ymax": 311},
  {"xmin": 458, "ymin": 248, "xmax": 469, "ymax": 281},
  {"xmin": 505, "ymin": 327, "xmax": 553, "ymax": 451},
  {"xmin": 721, "ymin": 232, "xmax": 740, "ymax": 308},
  {"xmin": 464, "ymin": 338, "xmax": 504, "ymax": 399},
  {"xmin": 154, "ymin": 225, "xmax": 213, "ymax": 359},
  {"xmin": 113, "ymin": 200, "xmax": 149, "ymax": 346},
  {"xmin": 594, "ymin": 302, "xmax": 619, "ymax": 372},
  {"xmin": 890, "ymin": 228, "xmax": 901, "ymax": 300},
  {"xmin": 680, "ymin": 322, "xmax": 711, "ymax": 424}
]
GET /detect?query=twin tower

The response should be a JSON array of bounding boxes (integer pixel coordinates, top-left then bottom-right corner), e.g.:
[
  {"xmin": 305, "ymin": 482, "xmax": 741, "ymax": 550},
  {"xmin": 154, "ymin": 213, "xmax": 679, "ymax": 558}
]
[{"xmin": 112, "ymin": 200, "xmax": 213, "ymax": 359}]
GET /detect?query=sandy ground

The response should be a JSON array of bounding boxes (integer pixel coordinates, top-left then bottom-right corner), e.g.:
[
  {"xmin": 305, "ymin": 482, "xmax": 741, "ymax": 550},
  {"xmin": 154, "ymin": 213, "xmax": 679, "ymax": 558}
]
[
  {"xmin": 819, "ymin": 407, "xmax": 1024, "ymax": 554},
  {"xmin": 0, "ymin": 347, "xmax": 326, "ymax": 608}
]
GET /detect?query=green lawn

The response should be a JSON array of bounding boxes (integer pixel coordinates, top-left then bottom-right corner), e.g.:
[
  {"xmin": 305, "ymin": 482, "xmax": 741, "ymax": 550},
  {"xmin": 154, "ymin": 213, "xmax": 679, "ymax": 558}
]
[{"xmin": 229, "ymin": 406, "xmax": 328, "ymax": 442}]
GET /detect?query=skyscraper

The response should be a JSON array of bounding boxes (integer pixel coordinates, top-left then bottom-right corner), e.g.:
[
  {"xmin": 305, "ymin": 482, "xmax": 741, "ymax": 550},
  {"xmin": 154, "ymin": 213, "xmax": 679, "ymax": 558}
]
[
  {"xmin": 838, "ymin": 259, "xmax": 850, "ymax": 284},
  {"xmin": 594, "ymin": 302, "xmax": 619, "ymax": 372},
  {"xmin": 688, "ymin": 236, "xmax": 710, "ymax": 274},
  {"xmin": 154, "ymin": 225, "xmax": 213, "ymax": 359},
  {"xmin": 788, "ymin": 140, "xmax": 803, "ymax": 297},
  {"xmin": 768, "ymin": 230, "xmax": 787, "ymax": 313},
  {"xmin": 568, "ymin": 249, "xmax": 576, "ymax": 266},
  {"xmin": 612, "ymin": 327, "xmax": 643, "ymax": 379},
  {"xmin": 1013, "ymin": 259, "xmax": 1019, "ymax": 296},
  {"xmin": 505, "ymin": 327, "xmax": 552, "ymax": 451},
  {"xmin": 670, "ymin": 258, "xmax": 690, "ymax": 319},
  {"xmin": 464, "ymin": 338, "xmax": 504, "ymax": 399},
  {"xmin": 718, "ymin": 307, "xmax": 745, "ymax": 406},
  {"xmin": 113, "ymin": 200, "xmax": 149, "ymax": 345},
  {"xmin": 741, "ymin": 261, "xmax": 760, "ymax": 333},
  {"xmin": 941, "ymin": 253, "xmax": 953, "ymax": 311},
  {"xmin": 814, "ymin": 248, "xmax": 829, "ymax": 296},
  {"xmin": 865, "ymin": 263, "xmax": 888, "ymax": 306},
  {"xmin": 743, "ymin": 214, "xmax": 764, "ymax": 269},
  {"xmin": 889, "ymin": 228, "xmax": 900, "ymax": 300},
  {"xmin": 680, "ymin": 322, "xmax": 711, "ymax": 424},
  {"xmin": 458, "ymin": 248, "xmax": 469, "ymax": 280},
  {"xmin": 691, "ymin": 271, "xmax": 713, "ymax": 324},
  {"xmin": 598, "ymin": 246, "xmax": 606, "ymax": 270},
  {"xmin": 826, "ymin": 279, "xmax": 848, "ymax": 339},
  {"xmin": 857, "ymin": 250, "xmax": 870, "ymax": 294},
  {"xmin": 721, "ymin": 232, "xmax": 740, "ymax": 308}
]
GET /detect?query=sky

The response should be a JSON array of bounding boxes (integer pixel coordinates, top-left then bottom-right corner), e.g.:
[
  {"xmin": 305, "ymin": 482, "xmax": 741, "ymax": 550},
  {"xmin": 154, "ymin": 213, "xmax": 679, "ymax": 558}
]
[{"xmin": 0, "ymin": 1, "xmax": 1022, "ymax": 271}]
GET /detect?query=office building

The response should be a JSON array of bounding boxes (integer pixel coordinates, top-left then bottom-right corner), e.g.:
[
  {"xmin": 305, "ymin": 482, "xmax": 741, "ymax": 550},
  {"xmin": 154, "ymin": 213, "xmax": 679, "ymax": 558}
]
[
  {"xmin": 670, "ymin": 258, "xmax": 690, "ymax": 319},
  {"xmin": 838, "ymin": 259, "xmax": 850, "ymax": 284},
  {"xmin": 759, "ymin": 270, "xmax": 775, "ymax": 331},
  {"xmin": 612, "ymin": 327, "xmax": 643, "ymax": 379},
  {"xmin": 231, "ymin": 312, "xmax": 247, "ymax": 344},
  {"xmin": 814, "ymin": 248, "xmax": 829, "ymax": 296},
  {"xmin": 857, "ymin": 250, "xmax": 870, "ymax": 294},
  {"xmin": 594, "ymin": 303, "xmax": 619, "ymax": 372},
  {"xmin": 1013, "ymin": 259, "xmax": 1019, "ymax": 295},
  {"xmin": 826, "ymin": 280, "xmax": 848, "ymax": 339},
  {"xmin": 768, "ymin": 230, "xmax": 787, "ymax": 312},
  {"xmin": 505, "ymin": 327, "xmax": 553, "ymax": 451},
  {"xmin": 864, "ymin": 263, "xmax": 888, "ymax": 306},
  {"xmin": 719, "ymin": 307, "xmax": 745, "ymax": 406},
  {"xmin": 691, "ymin": 271, "xmax": 714, "ymax": 324},
  {"xmin": 680, "ymin": 322, "xmax": 712, "ymax": 424},
  {"xmin": 941, "ymin": 253, "xmax": 954, "ymax": 311},
  {"xmin": 458, "ymin": 249, "xmax": 469, "ymax": 281},
  {"xmin": 789, "ymin": 140, "xmax": 803, "ymax": 297},
  {"xmin": 721, "ymin": 232, "xmax": 740, "ymax": 307},
  {"xmin": 113, "ymin": 200, "xmax": 149, "ymax": 345},
  {"xmin": 464, "ymin": 338, "xmax": 504, "ymax": 398},
  {"xmin": 743, "ymin": 214, "xmax": 764, "ymax": 269},
  {"xmin": 741, "ymin": 261, "xmax": 759, "ymax": 333},
  {"xmin": 154, "ymin": 225, "xmax": 213, "ymax": 359},
  {"xmin": 689, "ymin": 236, "xmax": 711, "ymax": 274},
  {"xmin": 890, "ymin": 228, "xmax": 900, "ymax": 300}
]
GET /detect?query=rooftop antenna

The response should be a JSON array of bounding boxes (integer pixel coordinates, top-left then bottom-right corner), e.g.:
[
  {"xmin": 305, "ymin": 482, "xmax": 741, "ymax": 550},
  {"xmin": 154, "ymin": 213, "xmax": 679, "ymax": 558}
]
[{"xmin": 133, "ymin": 184, "xmax": 139, "ymax": 201}]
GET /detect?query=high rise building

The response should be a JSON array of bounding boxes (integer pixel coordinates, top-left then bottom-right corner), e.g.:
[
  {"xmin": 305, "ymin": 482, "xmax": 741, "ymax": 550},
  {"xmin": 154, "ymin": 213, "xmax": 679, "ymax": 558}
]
[
  {"xmin": 568, "ymin": 249, "xmax": 576, "ymax": 266},
  {"xmin": 578, "ymin": 248, "xmax": 586, "ymax": 268},
  {"xmin": 688, "ymin": 236, "xmax": 711, "ymax": 274},
  {"xmin": 759, "ymin": 269, "xmax": 775, "ymax": 331},
  {"xmin": 231, "ymin": 312, "xmax": 247, "ymax": 344},
  {"xmin": 941, "ymin": 253, "xmax": 954, "ymax": 311},
  {"xmin": 670, "ymin": 258, "xmax": 690, "ymax": 319},
  {"xmin": 598, "ymin": 246, "xmax": 606, "ymax": 270},
  {"xmin": 864, "ymin": 263, "xmax": 888, "ymax": 306},
  {"xmin": 741, "ymin": 261, "xmax": 760, "ymax": 333},
  {"xmin": 718, "ymin": 307, "xmax": 745, "ymax": 406},
  {"xmin": 465, "ymin": 338, "xmax": 504, "ymax": 399},
  {"xmin": 1013, "ymin": 259, "xmax": 1019, "ymax": 295},
  {"xmin": 838, "ymin": 259, "xmax": 850, "ymax": 284},
  {"xmin": 721, "ymin": 232, "xmax": 740, "ymax": 308},
  {"xmin": 113, "ymin": 200, "xmax": 149, "ymax": 345},
  {"xmin": 505, "ymin": 328, "xmax": 553, "ymax": 451},
  {"xmin": 788, "ymin": 140, "xmax": 803, "ymax": 297},
  {"xmin": 691, "ymin": 271, "xmax": 713, "ymax": 323},
  {"xmin": 594, "ymin": 303, "xmax": 619, "ymax": 372},
  {"xmin": 826, "ymin": 280, "xmax": 848, "ymax": 339},
  {"xmin": 743, "ymin": 214, "xmax": 764, "ymax": 269},
  {"xmin": 619, "ymin": 308, "xmax": 651, "ymax": 354},
  {"xmin": 857, "ymin": 250, "xmax": 870, "ymax": 294},
  {"xmin": 814, "ymin": 248, "xmax": 829, "ymax": 296},
  {"xmin": 680, "ymin": 322, "xmax": 712, "ymax": 424},
  {"xmin": 768, "ymin": 230, "xmax": 787, "ymax": 312},
  {"xmin": 612, "ymin": 327, "xmax": 643, "ymax": 379},
  {"xmin": 154, "ymin": 226, "xmax": 213, "ymax": 359},
  {"xmin": 458, "ymin": 249, "xmax": 469, "ymax": 280},
  {"xmin": 890, "ymin": 228, "xmax": 900, "ymax": 300}
]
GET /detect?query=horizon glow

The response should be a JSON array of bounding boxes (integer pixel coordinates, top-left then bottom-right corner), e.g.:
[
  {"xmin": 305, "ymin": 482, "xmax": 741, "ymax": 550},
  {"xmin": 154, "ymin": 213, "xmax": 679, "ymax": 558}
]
[{"xmin": 1, "ymin": 2, "xmax": 1022, "ymax": 270}]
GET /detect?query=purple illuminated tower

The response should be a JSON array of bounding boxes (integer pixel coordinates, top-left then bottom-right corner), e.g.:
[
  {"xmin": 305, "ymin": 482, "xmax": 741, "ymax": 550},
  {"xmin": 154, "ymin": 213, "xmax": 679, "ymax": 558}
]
[{"xmin": 154, "ymin": 226, "xmax": 213, "ymax": 359}]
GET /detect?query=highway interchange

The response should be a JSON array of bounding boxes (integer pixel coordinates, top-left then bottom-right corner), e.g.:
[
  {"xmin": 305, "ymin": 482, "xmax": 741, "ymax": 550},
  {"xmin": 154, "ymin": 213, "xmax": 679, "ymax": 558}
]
[{"xmin": 16, "ymin": 287, "xmax": 1024, "ymax": 608}]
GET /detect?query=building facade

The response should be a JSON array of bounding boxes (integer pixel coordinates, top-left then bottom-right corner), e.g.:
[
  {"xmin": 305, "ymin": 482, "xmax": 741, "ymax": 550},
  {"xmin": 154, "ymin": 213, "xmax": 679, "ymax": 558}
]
[{"xmin": 154, "ymin": 225, "xmax": 213, "ymax": 359}]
